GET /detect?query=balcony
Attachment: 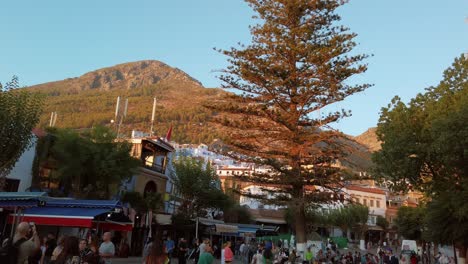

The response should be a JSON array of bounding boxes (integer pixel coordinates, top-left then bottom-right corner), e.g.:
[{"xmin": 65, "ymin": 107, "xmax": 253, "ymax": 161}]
[{"xmin": 143, "ymin": 160, "xmax": 166, "ymax": 174}]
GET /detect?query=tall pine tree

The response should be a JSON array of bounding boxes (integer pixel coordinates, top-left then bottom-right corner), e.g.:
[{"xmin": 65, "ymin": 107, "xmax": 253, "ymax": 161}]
[{"xmin": 209, "ymin": 0, "xmax": 370, "ymax": 250}]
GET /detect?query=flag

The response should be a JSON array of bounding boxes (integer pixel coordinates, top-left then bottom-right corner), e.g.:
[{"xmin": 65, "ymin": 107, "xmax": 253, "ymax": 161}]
[{"xmin": 165, "ymin": 125, "xmax": 173, "ymax": 141}]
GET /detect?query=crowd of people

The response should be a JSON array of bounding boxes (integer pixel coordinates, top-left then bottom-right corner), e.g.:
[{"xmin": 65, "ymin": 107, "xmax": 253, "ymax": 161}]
[{"xmin": 1, "ymin": 221, "xmax": 118, "ymax": 264}]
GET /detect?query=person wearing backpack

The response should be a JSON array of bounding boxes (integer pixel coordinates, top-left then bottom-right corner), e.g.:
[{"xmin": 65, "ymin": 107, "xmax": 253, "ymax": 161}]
[{"xmin": 14, "ymin": 222, "xmax": 40, "ymax": 264}]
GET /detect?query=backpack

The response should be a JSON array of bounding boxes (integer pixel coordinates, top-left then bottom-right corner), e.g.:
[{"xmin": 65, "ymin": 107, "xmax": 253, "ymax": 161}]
[{"xmin": 0, "ymin": 237, "xmax": 28, "ymax": 264}]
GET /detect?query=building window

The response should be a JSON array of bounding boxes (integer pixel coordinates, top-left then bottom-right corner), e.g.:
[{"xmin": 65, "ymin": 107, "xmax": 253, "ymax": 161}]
[
  {"xmin": 356, "ymin": 198, "xmax": 360, "ymax": 204},
  {"xmin": 363, "ymin": 199, "xmax": 367, "ymax": 206},
  {"xmin": 370, "ymin": 200, "xmax": 374, "ymax": 207},
  {"xmin": 376, "ymin": 200, "xmax": 380, "ymax": 208}
]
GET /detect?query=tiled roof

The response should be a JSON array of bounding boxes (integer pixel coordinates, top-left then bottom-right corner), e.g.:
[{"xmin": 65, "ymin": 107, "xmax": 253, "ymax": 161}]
[{"xmin": 346, "ymin": 185, "xmax": 386, "ymax": 195}]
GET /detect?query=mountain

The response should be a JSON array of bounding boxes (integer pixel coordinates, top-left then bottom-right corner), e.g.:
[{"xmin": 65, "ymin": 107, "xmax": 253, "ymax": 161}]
[
  {"xmin": 354, "ymin": 127, "xmax": 381, "ymax": 152},
  {"xmin": 28, "ymin": 60, "xmax": 225, "ymax": 143},
  {"xmin": 29, "ymin": 60, "xmax": 203, "ymax": 93}
]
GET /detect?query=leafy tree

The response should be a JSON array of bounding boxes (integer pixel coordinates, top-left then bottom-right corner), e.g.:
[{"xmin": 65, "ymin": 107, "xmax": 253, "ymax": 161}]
[
  {"xmin": 327, "ymin": 204, "xmax": 368, "ymax": 240},
  {"xmin": 373, "ymin": 55, "xmax": 467, "ymax": 251},
  {"xmin": 209, "ymin": 0, "xmax": 370, "ymax": 247},
  {"xmin": 172, "ymin": 157, "xmax": 232, "ymax": 218},
  {"xmin": 121, "ymin": 191, "xmax": 164, "ymax": 213},
  {"xmin": 0, "ymin": 76, "xmax": 43, "ymax": 188},
  {"xmin": 47, "ymin": 126, "xmax": 140, "ymax": 198},
  {"xmin": 376, "ymin": 215, "xmax": 389, "ymax": 244},
  {"xmin": 394, "ymin": 206, "xmax": 425, "ymax": 241},
  {"xmin": 424, "ymin": 189, "xmax": 468, "ymax": 254},
  {"xmin": 223, "ymin": 204, "xmax": 253, "ymax": 224}
]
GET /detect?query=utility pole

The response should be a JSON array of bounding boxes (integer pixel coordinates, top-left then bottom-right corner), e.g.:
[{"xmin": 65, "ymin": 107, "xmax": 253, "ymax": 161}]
[{"xmin": 150, "ymin": 97, "xmax": 157, "ymax": 135}]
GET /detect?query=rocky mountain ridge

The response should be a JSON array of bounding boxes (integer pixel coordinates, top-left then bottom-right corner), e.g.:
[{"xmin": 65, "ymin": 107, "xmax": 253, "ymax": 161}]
[{"xmin": 29, "ymin": 60, "xmax": 203, "ymax": 93}]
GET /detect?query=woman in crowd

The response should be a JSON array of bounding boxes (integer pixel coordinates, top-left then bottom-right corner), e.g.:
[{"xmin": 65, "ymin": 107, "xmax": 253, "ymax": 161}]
[
  {"xmin": 145, "ymin": 239, "xmax": 169, "ymax": 264},
  {"xmin": 251, "ymin": 249, "xmax": 264, "ymax": 264},
  {"xmin": 53, "ymin": 236, "xmax": 81, "ymax": 264},
  {"xmin": 224, "ymin": 241, "xmax": 234, "ymax": 264},
  {"xmin": 82, "ymin": 241, "xmax": 100, "ymax": 264},
  {"xmin": 51, "ymin": 236, "xmax": 66, "ymax": 261}
]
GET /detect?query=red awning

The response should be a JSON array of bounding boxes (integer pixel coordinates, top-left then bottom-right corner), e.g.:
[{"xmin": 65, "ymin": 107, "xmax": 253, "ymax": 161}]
[
  {"xmin": 93, "ymin": 221, "xmax": 133, "ymax": 232},
  {"xmin": 9, "ymin": 207, "xmax": 110, "ymax": 228}
]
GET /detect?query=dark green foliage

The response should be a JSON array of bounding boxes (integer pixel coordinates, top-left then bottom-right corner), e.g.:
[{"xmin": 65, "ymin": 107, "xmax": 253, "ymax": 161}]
[
  {"xmin": 373, "ymin": 55, "xmax": 467, "ymax": 248},
  {"xmin": 326, "ymin": 204, "xmax": 369, "ymax": 239},
  {"xmin": 394, "ymin": 206, "xmax": 425, "ymax": 241},
  {"xmin": 0, "ymin": 76, "xmax": 43, "ymax": 187},
  {"xmin": 172, "ymin": 157, "xmax": 232, "ymax": 218},
  {"xmin": 373, "ymin": 54, "xmax": 467, "ymax": 195},
  {"xmin": 424, "ymin": 189, "xmax": 468, "ymax": 247},
  {"xmin": 210, "ymin": 0, "xmax": 371, "ymax": 244},
  {"xmin": 47, "ymin": 126, "xmax": 140, "ymax": 199},
  {"xmin": 121, "ymin": 191, "xmax": 163, "ymax": 213},
  {"xmin": 223, "ymin": 204, "xmax": 253, "ymax": 224},
  {"xmin": 376, "ymin": 215, "xmax": 389, "ymax": 230}
]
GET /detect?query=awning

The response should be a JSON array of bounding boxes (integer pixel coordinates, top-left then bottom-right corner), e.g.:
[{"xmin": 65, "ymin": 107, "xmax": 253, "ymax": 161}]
[
  {"xmin": 0, "ymin": 192, "xmax": 48, "ymax": 208},
  {"xmin": 367, "ymin": 225, "xmax": 384, "ymax": 231},
  {"xmin": 254, "ymin": 217, "xmax": 287, "ymax": 224},
  {"xmin": 9, "ymin": 207, "xmax": 110, "ymax": 228},
  {"xmin": 156, "ymin": 214, "xmax": 172, "ymax": 225},
  {"xmin": 215, "ymin": 224, "xmax": 238, "ymax": 233},
  {"xmin": 93, "ymin": 221, "xmax": 133, "ymax": 232}
]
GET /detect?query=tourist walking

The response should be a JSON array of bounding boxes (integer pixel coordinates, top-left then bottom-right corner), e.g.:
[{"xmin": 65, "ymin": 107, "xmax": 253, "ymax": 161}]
[
  {"xmin": 99, "ymin": 232, "xmax": 115, "ymax": 264},
  {"xmin": 164, "ymin": 236, "xmax": 175, "ymax": 262},
  {"xmin": 224, "ymin": 241, "xmax": 234, "ymax": 264},
  {"xmin": 178, "ymin": 238, "xmax": 188, "ymax": 264},
  {"xmin": 145, "ymin": 239, "xmax": 169, "ymax": 264},
  {"xmin": 53, "ymin": 236, "xmax": 81, "ymax": 264},
  {"xmin": 82, "ymin": 241, "xmax": 100, "ymax": 264},
  {"xmin": 13, "ymin": 222, "xmax": 40, "ymax": 264},
  {"xmin": 197, "ymin": 244, "xmax": 214, "ymax": 264},
  {"xmin": 51, "ymin": 237, "xmax": 65, "ymax": 262}
]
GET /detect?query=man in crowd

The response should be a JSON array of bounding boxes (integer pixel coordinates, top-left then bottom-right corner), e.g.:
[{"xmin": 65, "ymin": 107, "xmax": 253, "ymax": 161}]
[
  {"xmin": 99, "ymin": 232, "xmax": 115, "ymax": 264},
  {"xmin": 199, "ymin": 238, "xmax": 210, "ymax": 256},
  {"xmin": 178, "ymin": 238, "xmax": 189, "ymax": 264},
  {"xmin": 14, "ymin": 222, "xmax": 40, "ymax": 264},
  {"xmin": 198, "ymin": 243, "xmax": 214, "ymax": 264},
  {"xmin": 43, "ymin": 232, "xmax": 56, "ymax": 264},
  {"xmin": 165, "ymin": 236, "xmax": 175, "ymax": 262}
]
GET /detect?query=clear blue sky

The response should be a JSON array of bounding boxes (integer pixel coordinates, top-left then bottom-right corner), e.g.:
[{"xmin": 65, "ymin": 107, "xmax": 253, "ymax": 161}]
[{"xmin": 1, "ymin": 0, "xmax": 467, "ymax": 136}]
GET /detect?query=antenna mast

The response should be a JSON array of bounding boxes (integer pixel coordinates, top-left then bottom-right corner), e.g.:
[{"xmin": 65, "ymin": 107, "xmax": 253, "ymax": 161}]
[
  {"xmin": 117, "ymin": 98, "xmax": 128, "ymax": 137},
  {"xmin": 150, "ymin": 97, "xmax": 157, "ymax": 135}
]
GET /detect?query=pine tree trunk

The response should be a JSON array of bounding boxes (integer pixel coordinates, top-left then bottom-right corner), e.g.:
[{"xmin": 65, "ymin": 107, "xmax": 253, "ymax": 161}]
[{"xmin": 295, "ymin": 203, "xmax": 307, "ymax": 257}]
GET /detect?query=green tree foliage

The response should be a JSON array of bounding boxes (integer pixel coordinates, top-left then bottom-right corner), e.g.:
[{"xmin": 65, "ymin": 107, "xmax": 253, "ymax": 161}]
[
  {"xmin": 327, "ymin": 204, "xmax": 369, "ymax": 239},
  {"xmin": 121, "ymin": 191, "xmax": 164, "ymax": 213},
  {"xmin": 373, "ymin": 55, "xmax": 467, "ymax": 194},
  {"xmin": 209, "ymin": 0, "xmax": 370, "ymax": 245},
  {"xmin": 373, "ymin": 55, "xmax": 467, "ymax": 249},
  {"xmin": 376, "ymin": 215, "xmax": 389, "ymax": 243},
  {"xmin": 172, "ymin": 157, "xmax": 232, "ymax": 218},
  {"xmin": 394, "ymin": 206, "xmax": 425, "ymax": 241},
  {"xmin": 0, "ymin": 76, "xmax": 43, "ymax": 187},
  {"xmin": 223, "ymin": 204, "xmax": 253, "ymax": 224},
  {"xmin": 424, "ymin": 189, "xmax": 468, "ymax": 250},
  {"xmin": 48, "ymin": 126, "xmax": 140, "ymax": 199},
  {"xmin": 376, "ymin": 215, "xmax": 389, "ymax": 230}
]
